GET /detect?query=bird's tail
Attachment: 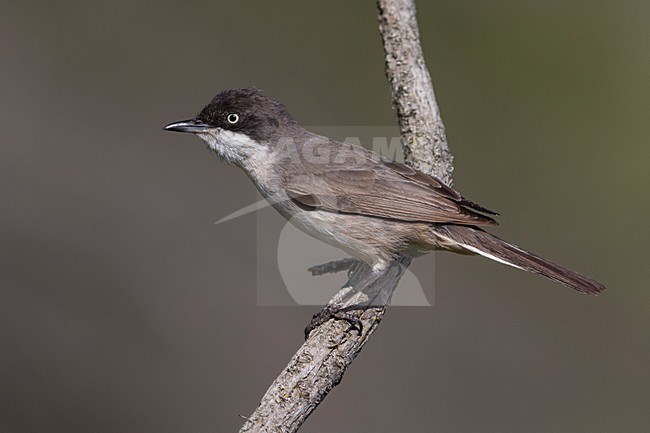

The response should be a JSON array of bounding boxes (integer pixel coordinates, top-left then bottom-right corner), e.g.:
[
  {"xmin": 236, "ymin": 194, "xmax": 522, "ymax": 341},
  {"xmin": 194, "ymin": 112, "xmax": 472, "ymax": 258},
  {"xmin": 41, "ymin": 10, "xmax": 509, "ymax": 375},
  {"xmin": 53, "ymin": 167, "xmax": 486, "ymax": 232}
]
[{"xmin": 434, "ymin": 225, "xmax": 606, "ymax": 295}]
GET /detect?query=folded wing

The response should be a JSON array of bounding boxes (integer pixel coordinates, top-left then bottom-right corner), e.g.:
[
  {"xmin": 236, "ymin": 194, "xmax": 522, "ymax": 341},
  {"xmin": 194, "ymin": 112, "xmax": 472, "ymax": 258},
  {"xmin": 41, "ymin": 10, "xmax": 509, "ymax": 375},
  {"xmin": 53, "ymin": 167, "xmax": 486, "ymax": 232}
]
[{"xmin": 285, "ymin": 160, "xmax": 498, "ymax": 226}]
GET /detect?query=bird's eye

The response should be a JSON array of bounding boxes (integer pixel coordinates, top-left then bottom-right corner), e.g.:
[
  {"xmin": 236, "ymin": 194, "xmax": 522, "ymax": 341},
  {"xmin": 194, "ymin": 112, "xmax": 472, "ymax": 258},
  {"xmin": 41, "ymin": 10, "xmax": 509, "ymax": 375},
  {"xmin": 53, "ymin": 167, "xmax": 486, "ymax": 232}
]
[{"xmin": 226, "ymin": 113, "xmax": 239, "ymax": 124}]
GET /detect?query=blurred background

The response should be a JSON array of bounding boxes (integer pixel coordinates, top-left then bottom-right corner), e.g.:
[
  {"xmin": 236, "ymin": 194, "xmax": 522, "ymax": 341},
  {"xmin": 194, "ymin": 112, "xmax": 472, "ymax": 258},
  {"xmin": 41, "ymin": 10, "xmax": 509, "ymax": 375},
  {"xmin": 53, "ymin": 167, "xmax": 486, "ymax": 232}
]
[{"xmin": 1, "ymin": 1, "xmax": 649, "ymax": 432}]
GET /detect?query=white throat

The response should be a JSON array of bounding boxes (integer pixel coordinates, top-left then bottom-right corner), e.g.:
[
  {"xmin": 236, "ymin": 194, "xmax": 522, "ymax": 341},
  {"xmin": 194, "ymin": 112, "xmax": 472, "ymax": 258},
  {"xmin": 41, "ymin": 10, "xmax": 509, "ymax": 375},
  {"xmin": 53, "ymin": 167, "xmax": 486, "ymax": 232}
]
[
  {"xmin": 197, "ymin": 128, "xmax": 275, "ymax": 193},
  {"xmin": 198, "ymin": 128, "xmax": 269, "ymax": 166}
]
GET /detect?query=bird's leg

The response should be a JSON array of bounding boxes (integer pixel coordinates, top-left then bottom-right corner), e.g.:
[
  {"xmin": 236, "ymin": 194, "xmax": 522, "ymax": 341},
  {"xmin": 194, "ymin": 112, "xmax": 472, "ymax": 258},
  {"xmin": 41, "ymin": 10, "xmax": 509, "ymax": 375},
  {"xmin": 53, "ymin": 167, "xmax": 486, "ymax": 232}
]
[{"xmin": 304, "ymin": 262, "xmax": 391, "ymax": 339}]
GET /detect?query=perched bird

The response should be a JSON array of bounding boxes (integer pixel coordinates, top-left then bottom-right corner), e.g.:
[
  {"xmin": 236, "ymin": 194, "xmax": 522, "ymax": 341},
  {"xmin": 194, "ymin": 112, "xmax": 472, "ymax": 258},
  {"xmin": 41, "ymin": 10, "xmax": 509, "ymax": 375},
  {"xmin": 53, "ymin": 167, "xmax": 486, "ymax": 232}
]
[{"xmin": 165, "ymin": 88, "xmax": 606, "ymax": 300}]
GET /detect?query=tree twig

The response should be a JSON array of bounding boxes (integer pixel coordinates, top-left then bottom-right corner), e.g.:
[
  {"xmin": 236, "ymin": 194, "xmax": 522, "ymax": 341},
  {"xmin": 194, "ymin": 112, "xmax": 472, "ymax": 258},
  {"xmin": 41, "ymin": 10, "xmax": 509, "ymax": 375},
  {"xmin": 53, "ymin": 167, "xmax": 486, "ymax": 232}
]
[
  {"xmin": 377, "ymin": 0, "xmax": 454, "ymax": 185},
  {"xmin": 239, "ymin": 1, "xmax": 453, "ymax": 431}
]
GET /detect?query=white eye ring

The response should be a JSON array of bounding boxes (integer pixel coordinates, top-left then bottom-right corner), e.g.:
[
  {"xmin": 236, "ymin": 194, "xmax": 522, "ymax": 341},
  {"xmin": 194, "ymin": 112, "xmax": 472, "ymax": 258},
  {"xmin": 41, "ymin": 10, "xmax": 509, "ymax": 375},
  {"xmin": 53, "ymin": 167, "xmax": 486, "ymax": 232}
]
[{"xmin": 226, "ymin": 113, "xmax": 239, "ymax": 124}]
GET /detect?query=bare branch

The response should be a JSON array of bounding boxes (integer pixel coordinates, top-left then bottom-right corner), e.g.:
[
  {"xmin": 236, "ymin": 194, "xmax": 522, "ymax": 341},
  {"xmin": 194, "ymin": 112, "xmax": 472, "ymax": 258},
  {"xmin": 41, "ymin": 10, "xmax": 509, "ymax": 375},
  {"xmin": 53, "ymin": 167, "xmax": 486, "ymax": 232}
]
[
  {"xmin": 239, "ymin": 1, "xmax": 452, "ymax": 431},
  {"xmin": 377, "ymin": 0, "xmax": 453, "ymax": 185},
  {"xmin": 240, "ymin": 258, "xmax": 410, "ymax": 433}
]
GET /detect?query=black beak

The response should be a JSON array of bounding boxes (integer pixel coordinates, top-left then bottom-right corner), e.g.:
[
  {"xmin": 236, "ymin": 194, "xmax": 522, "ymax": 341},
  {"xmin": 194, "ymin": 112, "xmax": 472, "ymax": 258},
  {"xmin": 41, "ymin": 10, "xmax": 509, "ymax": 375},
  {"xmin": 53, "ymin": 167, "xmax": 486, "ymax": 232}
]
[{"xmin": 164, "ymin": 118, "xmax": 210, "ymax": 133}]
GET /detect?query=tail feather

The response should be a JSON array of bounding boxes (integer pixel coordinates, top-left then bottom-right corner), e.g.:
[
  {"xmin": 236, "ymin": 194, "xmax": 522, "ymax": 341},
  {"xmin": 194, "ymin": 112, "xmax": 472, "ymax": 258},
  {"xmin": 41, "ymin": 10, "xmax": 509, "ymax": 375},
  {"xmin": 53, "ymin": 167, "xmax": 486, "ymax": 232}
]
[{"xmin": 435, "ymin": 225, "xmax": 606, "ymax": 295}]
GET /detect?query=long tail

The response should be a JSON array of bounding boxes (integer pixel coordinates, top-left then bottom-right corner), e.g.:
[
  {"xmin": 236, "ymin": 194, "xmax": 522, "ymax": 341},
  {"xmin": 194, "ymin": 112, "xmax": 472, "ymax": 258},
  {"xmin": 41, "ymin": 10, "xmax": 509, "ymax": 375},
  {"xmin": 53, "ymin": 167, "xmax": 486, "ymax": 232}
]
[{"xmin": 434, "ymin": 225, "xmax": 606, "ymax": 295}]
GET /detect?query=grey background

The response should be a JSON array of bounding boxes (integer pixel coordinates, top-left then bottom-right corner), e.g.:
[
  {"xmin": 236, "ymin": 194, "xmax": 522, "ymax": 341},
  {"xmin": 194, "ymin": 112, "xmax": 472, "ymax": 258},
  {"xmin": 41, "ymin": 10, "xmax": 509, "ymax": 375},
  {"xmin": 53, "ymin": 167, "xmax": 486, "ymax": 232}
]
[{"xmin": 1, "ymin": 1, "xmax": 649, "ymax": 432}]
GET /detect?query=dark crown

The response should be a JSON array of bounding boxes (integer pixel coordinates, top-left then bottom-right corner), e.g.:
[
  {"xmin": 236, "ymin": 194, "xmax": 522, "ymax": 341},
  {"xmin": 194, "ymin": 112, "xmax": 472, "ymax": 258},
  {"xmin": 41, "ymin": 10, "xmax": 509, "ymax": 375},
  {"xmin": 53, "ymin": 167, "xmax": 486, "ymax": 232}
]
[{"xmin": 197, "ymin": 88, "xmax": 295, "ymax": 142}]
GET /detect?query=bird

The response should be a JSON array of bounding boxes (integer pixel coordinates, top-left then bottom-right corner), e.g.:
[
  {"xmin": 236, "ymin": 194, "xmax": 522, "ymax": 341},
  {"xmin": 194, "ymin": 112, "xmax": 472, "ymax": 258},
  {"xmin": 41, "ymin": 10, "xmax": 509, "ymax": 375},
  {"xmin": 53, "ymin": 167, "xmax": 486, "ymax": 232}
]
[{"xmin": 165, "ymin": 87, "xmax": 606, "ymax": 302}]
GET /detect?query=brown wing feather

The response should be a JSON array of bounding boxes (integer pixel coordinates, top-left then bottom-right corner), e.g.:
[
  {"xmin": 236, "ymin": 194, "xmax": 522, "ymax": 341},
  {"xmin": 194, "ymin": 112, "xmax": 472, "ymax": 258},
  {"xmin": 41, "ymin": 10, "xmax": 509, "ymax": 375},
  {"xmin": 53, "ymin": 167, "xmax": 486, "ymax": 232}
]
[
  {"xmin": 285, "ymin": 161, "xmax": 498, "ymax": 226},
  {"xmin": 383, "ymin": 160, "xmax": 499, "ymax": 215}
]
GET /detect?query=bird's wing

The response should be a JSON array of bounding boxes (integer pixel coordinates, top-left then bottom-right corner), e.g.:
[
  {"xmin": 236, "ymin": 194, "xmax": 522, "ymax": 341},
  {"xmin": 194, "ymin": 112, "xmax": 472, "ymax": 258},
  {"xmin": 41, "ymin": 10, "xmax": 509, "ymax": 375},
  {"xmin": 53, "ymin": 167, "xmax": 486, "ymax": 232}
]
[{"xmin": 284, "ymin": 159, "xmax": 498, "ymax": 226}]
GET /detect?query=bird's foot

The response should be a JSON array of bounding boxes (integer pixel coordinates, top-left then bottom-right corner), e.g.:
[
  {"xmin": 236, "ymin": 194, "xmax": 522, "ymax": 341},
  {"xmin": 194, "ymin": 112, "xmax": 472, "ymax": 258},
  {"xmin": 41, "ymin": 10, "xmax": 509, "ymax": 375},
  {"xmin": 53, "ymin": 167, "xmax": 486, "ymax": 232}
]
[
  {"xmin": 308, "ymin": 258, "xmax": 358, "ymax": 276},
  {"xmin": 304, "ymin": 306, "xmax": 363, "ymax": 340}
]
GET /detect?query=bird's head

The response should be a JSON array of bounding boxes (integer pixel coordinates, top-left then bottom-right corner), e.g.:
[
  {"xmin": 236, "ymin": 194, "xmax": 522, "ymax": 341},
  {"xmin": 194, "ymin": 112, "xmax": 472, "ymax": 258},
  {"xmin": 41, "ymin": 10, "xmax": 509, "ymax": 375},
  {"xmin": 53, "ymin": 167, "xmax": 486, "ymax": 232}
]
[{"xmin": 165, "ymin": 88, "xmax": 296, "ymax": 165}]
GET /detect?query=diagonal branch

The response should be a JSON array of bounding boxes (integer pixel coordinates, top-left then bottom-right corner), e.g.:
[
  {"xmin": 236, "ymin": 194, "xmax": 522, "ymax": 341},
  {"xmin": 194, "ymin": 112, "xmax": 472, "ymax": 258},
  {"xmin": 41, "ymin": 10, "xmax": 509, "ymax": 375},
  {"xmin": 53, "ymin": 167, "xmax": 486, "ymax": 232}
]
[
  {"xmin": 377, "ymin": 0, "xmax": 454, "ymax": 185},
  {"xmin": 239, "ymin": 1, "xmax": 453, "ymax": 431}
]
